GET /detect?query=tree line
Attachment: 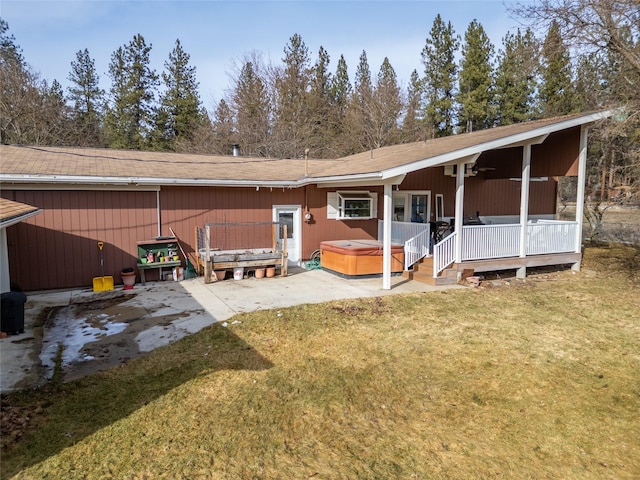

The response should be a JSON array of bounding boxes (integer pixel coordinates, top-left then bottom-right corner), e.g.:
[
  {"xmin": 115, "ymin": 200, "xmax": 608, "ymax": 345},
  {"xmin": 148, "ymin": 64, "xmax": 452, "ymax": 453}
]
[{"xmin": 0, "ymin": 1, "xmax": 638, "ymax": 201}]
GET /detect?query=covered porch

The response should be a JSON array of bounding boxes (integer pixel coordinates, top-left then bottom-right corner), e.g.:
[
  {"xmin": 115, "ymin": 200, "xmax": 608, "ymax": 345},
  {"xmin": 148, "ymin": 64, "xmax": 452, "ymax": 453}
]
[{"xmin": 376, "ymin": 120, "xmax": 597, "ymax": 287}]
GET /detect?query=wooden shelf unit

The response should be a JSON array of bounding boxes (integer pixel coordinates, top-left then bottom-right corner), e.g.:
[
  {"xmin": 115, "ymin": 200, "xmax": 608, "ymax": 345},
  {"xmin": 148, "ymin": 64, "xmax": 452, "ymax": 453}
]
[{"xmin": 136, "ymin": 237, "xmax": 182, "ymax": 285}]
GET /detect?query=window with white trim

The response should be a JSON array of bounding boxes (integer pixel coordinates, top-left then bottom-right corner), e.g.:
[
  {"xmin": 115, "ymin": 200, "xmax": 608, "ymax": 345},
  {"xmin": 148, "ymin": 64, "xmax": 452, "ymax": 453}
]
[{"xmin": 327, "ymin": 191, "xmax": 378, "ymax": 220}]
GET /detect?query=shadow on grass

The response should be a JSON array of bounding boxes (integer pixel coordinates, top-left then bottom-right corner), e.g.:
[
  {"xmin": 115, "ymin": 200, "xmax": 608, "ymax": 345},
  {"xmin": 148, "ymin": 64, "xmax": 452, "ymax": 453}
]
[{"xmin": 1, "ymin": 322, "xmax": 273, "ymax": 479}]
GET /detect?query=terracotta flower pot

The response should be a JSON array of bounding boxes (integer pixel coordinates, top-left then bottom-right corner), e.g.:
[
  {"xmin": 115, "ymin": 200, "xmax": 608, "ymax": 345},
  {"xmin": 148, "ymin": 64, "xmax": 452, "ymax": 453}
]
[
  {"xmin": 266, "ymin": 266, "xmax": 276, "ymax": 278},
  {"xmin": 121, "ymin": 270, "xmax": 136, "ymax": 288},
  {"xmin": 214, "ymin": 270, "xmax": 226, "ymax": 281},
  {"xmin": 255, "ymin": 268, "xmax": 266, "ymax": 279}
]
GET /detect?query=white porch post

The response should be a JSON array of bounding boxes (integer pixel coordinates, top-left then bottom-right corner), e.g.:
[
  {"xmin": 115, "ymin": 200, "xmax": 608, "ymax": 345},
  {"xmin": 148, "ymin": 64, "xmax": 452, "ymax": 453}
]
[
  {"xmin": 382, "ymin": 182, "xmax": 392, "ymax": 290},
  {"xmin": 573, "ymin": 126, "xmax": 589, "ymax": 270},
  {"xmin": 517, "ymin": 144, "xmax": 532, "ymax": 278},
  {"xmin": 454, "ymin": 161, "xmax": 465, "ymax": 265}
]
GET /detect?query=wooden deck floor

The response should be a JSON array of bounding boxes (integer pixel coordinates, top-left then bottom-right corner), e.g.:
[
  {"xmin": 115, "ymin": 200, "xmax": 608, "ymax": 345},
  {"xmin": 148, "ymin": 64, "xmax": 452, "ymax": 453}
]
[{"xmin": 406, "ymin": 252, "xmax": 582, "ymax": 286}]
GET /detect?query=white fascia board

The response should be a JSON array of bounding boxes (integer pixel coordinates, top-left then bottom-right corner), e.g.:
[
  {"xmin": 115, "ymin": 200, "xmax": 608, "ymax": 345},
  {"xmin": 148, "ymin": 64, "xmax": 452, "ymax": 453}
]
[
  {"xmin": 439, "ymin": 153, "xmax": 482, "ymax": 168},
  {"xmin": 492, "ymin": 133, "xmax": 549, "ymax": 149},
  {"xmin": 316, "ymin": 174, "xmax": 405, "ymax": 189},
  {"xmin": 0, "ymin": 175, "xmax": 300, "ymax": 189},
  {"xmin": 134, "ymin": 178, "xmax": 300, "ymax": 188},
  {"xmin": 0, "ymin": 209, "xmax": 42, "ymax": 228},
  {"xmin": 305, "ymin": 172, "xmax": 385, "ymax": 187},
  {"xmin": 381, "ymin": 111, "xmax": 612, "ymax": 179}
]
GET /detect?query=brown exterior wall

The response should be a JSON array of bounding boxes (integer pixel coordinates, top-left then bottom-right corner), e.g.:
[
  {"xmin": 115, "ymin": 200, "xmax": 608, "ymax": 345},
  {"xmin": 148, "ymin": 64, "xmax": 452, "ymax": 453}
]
[
  {"xmin": 399, "ymin": 168, "xmax": 558, "ymax": 220},
  {"xmin": 160, "ymin": 186, "xmax": 304, "ymax": 254},
  {"xmin": 478, "ymin": 127, "xmax": 581, "ymax": 179},
  {"xmin": 303, "ymin": 185, "xmax": 380, "ymax": 256},
  {"xmin": 1, "ymin": 186, "xmax": 384, "ymax": 291},
  {"xmin": 2, "ymin": 189, "xmax": 157, "ymax": 292},
  {"xmin": 1, "ymin": 145, "xmax": 564, "ymax": 292}
]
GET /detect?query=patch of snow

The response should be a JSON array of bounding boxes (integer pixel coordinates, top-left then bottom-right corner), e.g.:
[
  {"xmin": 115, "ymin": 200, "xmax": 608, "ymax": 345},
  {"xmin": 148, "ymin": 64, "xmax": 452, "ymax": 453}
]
[{"xmin": 40, "ymin": 308, "xmax": 128, "ymax": 378}]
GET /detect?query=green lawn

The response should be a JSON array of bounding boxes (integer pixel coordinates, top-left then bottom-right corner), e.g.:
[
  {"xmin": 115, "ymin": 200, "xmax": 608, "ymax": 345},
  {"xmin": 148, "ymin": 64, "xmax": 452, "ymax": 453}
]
[{"xmin": 1, "ymin": 246, "xmax": 639, "ymax": 479}]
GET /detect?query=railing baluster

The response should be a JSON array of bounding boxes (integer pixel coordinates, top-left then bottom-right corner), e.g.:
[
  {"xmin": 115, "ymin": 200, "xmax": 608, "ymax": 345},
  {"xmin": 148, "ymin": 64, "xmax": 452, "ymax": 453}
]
[{"xmin": 378, "ymin": 220, "xmax": 430, "ymax": 270}]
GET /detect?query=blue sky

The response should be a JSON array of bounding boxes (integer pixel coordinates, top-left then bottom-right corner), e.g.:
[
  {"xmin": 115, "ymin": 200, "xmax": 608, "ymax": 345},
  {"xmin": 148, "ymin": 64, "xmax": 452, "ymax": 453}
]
[{"xmin": 2, "ymin": 0, "xmax": 528, "ymax": 108}]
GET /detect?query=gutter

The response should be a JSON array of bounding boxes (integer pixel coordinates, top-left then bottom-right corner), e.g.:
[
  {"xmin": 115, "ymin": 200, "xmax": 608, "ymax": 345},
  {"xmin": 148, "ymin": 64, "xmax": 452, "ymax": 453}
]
[
  {"xmin": 0, "ymin": 209, "xmax": 42, "ymax": 228},
  {"xmin": 0, "ymin": 172, "xmax": 389, "ymax": 189}
]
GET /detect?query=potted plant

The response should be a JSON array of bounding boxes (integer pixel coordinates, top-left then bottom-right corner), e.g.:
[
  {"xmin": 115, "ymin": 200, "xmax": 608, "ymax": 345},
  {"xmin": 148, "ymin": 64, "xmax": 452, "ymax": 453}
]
[{"xmin": 121, "ymin": 267, "xmax": 136, "ymax": 289}]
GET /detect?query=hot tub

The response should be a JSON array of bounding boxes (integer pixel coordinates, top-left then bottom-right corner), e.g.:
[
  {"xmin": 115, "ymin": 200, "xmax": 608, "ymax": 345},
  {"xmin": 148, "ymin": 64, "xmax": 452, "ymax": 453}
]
[{"xmin": 320, "ymin": 240, "xmax": 405, "ymax": 277}]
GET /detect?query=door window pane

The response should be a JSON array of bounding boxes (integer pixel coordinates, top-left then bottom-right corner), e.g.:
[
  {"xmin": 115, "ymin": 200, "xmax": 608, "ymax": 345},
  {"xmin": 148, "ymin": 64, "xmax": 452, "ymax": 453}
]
[
  {"xmin": 411, "ymin": 195, "xmax": 427, "ymax": 223},
  {"xmin": 393, "ymin": 195, "xmax": 406, "ymax": 221},
  {"xmin": 278, "ymin": 212, "xmax": 294, "ymax": 238}
]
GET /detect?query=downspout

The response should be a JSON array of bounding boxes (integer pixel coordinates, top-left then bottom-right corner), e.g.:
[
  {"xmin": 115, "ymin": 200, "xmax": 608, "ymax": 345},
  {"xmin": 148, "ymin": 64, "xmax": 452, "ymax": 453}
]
[
  {"xmin": 572, "ymin": 126, "xmax": 589, "ymax": 270},
  {"xmin": 382, "ymin": 183, "xmax": 392, "ymax": 290},
  {"xmin": 517, "ymin": 144, "xmax": 531, "ymax": 279}
]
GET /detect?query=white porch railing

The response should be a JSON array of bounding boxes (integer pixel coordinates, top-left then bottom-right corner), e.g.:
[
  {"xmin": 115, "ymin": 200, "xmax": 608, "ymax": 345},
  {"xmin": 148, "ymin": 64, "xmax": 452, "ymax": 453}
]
[
  {"xmin": 377, "ymin": 220, "xmax": 430, "ymax": 270},
  {"xmin": 526, "ymin": 220, "xmax": 577, "ymax": 255},
  {"xmin": 404, "ymin": 228, "xmax": 431, "ymax": 270},
  {"xmin": 432, "ymin": 220, "xmax": 579, "ymax": 277},
  {"xmin": 461, "ymin": 224, "xmax": 521, "ymax": 260},
  {"xmin": 433, "ymin": 232, "xmax": 456, "ymax": 277}
]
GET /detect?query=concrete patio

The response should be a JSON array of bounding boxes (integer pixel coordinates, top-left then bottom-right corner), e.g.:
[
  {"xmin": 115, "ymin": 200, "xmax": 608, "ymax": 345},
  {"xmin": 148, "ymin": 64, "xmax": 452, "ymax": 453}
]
[{"xmin": 0, "ymin": 266, "xmax": 462, "ymax": 394}]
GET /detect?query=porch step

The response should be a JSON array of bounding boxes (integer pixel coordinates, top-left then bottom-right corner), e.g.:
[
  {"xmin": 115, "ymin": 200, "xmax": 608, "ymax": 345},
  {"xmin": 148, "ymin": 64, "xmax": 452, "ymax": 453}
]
[{"xmin": 403, "ymin": 257, "xmax": 458, "ymax": 286}]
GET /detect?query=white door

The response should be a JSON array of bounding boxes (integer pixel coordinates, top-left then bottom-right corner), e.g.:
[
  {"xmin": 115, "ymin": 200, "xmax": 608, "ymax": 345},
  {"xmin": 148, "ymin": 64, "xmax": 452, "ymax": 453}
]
[
  {"xmin": 392, "ymin": 191, "xmax": 431, "ymax": 223},
  {"xmin": 273, "ymin": 205, "xmax": 301, "ymax": 265}
]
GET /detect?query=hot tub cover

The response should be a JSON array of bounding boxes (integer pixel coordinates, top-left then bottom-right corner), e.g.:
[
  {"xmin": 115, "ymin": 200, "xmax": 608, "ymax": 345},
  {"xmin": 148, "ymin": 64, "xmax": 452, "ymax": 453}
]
[{"xmin": 320, "ymin": 239, "xmax": 404, "ymax": 256}]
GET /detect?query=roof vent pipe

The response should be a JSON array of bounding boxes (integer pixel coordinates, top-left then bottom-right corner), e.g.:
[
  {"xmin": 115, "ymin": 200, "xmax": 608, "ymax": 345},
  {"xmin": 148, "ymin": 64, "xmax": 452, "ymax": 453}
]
[
  {"xmin": 232, "ymin": 144, "xmax": 240, "ymax": 157},
  {"xmin": 304, "ymin": 148, "xmax": 310, "ymax": 177}
]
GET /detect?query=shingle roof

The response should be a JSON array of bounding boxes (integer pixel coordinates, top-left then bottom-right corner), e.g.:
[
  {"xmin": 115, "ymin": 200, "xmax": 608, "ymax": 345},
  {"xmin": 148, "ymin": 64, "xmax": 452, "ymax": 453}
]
[
  {"xmin": 0, "ymin": 198, "xmax": 41, "ymax": 227},
  {"xmin": 0, "ymin": 111, "xmax": 610, "ymax": 187}
]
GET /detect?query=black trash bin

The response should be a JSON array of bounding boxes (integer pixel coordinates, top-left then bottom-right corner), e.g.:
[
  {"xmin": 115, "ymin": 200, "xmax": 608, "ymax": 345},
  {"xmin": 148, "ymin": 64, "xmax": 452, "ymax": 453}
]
[{"xmin": 1, "ymin": 291, "xmax": 27, "ymax": 335}]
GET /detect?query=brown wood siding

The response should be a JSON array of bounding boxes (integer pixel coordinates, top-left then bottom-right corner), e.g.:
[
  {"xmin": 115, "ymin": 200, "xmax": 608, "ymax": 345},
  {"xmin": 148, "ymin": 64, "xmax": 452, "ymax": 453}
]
[
  {"xmin": 479, "ymin": 127, "xmax": 581, "ymax": 179},
  {"xmin": 160, "ymin": 186, "xmax": 306, "ymax": 255},
  {"xmin": 532, "ymin": 127, "xmax": 580, "ymax": 177},
  {"xmin": 401, "ymin": 169, "xmax": 557, "ymax": 218},
  {"xmin": 463, "ymin": 177, "xmax": 557, "ymax": 216},
  {"xmin": 302, "ymin": 185, "xmax": 380, "ymax": 258},
  {"xmin": 2, "ymin": 190, "xmax": 157, "ymax": 292}
]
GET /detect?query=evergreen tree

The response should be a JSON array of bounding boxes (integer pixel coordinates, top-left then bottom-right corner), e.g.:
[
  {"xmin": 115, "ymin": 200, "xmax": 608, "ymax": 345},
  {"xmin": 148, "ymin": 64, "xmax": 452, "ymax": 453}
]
[
  {"xmin": 330, "ymin": 54, "xmax": 352, "ymax": 120},
  {"xmin": 67, "ymin": 48, "xmax": 105, "ymax": 146},
  {"xmin": 152, "ymin": 39, "xmax": 203, "ymax": 151},
  {"xmin": 0, "ymin": 19, "xmax": 40, "ymax": 144},
  {"xmin": 371, "ymin": 57, "xmax": 402, "ymax": 148},
  {"xmin": 105, "ymin": 34, "xmax": 159, "ymax": 149},
  {"xmin": 574, "ymin": 52, "xmax": 604, "ymax": 111},
  {"xmin": 0, "ymin": 18, "xmax": 23, "ymax": 65},
  {"xmin": 307, "ymin": 46, "xmax": 334, "ymax": 157},
  {"xmin": 328, "ymin": 54, "xmax": 352, "ymax": 157},
  {"xmin": 39, "ymin": 79, "xmax": 71, "ymax": 145},
  {"xmin": 401, "ymin": 69, "xmax": 424, "ymax": 142},
  {"xmin": 272, "ymin": 33, "xmax": 311, "ymax": 158},
  {"xmin": 493, "ymin": 29, "xmax": 538, "ymax": 125},
  {"xmin": 232, "ymin": 60, "xmax": 270, "ymax": 156},
  {"xmin": 211, "ymin": 98, "xmax": 235, "ymax": 155},
  {"xmin": 457, "ymin": 20, "xmax": 495, "ymax": 132},
  {"xmin": 346, "ymin": 50, "xmax": 374, "ymax": 152},
  {"xmin": 539, "ymin": 20, "xmax": 575, "ymax": 116},
  {"xmin": 421, "ymin": 14, "xmax": 459, "ymax": 137}
]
